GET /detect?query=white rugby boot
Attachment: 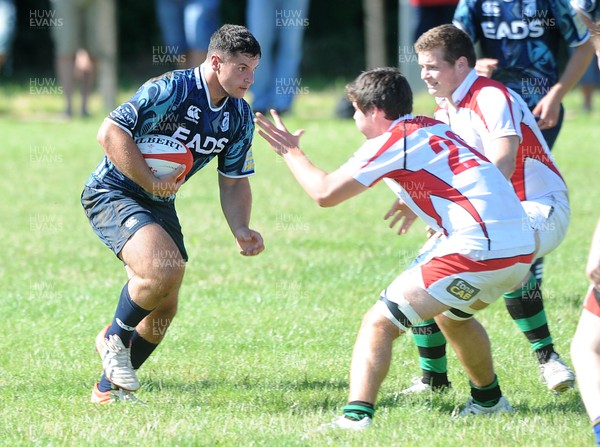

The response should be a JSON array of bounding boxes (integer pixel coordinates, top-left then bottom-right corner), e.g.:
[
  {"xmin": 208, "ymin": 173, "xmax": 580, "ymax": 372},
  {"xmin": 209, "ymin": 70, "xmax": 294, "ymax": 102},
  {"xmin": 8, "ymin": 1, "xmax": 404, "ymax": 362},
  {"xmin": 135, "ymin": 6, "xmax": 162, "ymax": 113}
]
[
  {"xmin": 453, "ymin": 396, "xmax": 513, "ymax": 417},
  {"xmin": 539, "ymin": 352, "xmax": 575, "ymax": 394},
  {"xmin": 95, "ymin": 325, "xmax": 140, "ymax": 392},
  {"xmin": 91, "ymin": 382, "xmax": 145, "ymax": 404}
]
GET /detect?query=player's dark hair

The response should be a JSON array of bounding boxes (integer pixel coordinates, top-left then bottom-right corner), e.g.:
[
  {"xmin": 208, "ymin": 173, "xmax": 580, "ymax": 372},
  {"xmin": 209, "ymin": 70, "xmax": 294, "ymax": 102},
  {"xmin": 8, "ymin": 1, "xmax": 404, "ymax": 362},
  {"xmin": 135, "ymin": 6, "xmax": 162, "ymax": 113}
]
[
  {"xmin": 208, "ymin": 24, "xmax": 261, "ymax": 59},
  {"xmin": 345, "ymin": 67, "xmax": 413, "ymax": 119},
  {"xmin": 414, "ymin": 24, "xmax": 476, "ymax": 68}
]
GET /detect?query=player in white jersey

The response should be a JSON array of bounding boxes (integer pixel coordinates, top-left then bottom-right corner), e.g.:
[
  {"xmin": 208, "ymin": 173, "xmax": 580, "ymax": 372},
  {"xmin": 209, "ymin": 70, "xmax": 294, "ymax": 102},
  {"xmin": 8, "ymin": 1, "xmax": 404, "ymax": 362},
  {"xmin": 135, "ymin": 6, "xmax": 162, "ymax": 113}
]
[
  {"xmin": 254, "ymin": 67, "xmax": 535, "ymax": 431},
  {"xmin": 392, "ymin": 24, "xmax": 574, "ymax": 397}
]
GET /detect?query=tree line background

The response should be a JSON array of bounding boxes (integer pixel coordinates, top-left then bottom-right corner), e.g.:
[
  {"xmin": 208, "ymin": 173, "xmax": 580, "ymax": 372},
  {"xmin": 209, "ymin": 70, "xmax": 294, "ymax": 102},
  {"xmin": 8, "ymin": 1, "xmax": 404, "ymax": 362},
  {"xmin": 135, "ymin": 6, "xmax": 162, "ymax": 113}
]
[{"xmin": 13, "ymin": 0, "xmax": 400, "ymax": 85}]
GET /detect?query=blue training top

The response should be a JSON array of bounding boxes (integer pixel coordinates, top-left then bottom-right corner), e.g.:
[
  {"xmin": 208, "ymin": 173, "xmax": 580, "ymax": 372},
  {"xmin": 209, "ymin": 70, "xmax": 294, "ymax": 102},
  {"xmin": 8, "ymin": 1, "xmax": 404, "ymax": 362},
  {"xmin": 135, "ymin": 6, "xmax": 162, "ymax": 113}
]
[
  {"xmin": 87, "ymin": 65, "xmax": 255, "ymax": 201},
  {"xmin": 454, "ymin": 0, "xmax": 590, "ymax": 108}
]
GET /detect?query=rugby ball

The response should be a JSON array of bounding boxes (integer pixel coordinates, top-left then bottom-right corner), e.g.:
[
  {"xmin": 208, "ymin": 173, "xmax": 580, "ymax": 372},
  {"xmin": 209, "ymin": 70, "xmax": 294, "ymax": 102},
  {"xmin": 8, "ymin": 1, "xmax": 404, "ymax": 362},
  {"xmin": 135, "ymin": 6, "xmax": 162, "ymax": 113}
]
[{"xmin": 135, "ymin": 134, "xmax": 193, "ymax": 180}]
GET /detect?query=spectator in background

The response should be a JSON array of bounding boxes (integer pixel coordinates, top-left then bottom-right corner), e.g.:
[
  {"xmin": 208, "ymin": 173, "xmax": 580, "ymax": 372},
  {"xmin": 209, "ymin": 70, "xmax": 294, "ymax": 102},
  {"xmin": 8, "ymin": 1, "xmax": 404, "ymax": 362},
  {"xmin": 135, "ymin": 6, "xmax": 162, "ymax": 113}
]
[
  {"xmin": 247, "ymin": 0, "xmax": 310, "ymax": 114},
  {"xmin": 411, "ymin": 0, "xmax": 458, "ymax": 42},
  {"xmin": 50, "ymin": 0, "xmax": 117, "ymax": 117},
  {"xmin": 154, "ymin": 0, "xmax": 220, "ymax": 69},
  {"xmin": 0, "ymin": 0, "xmax": 15, "ymax": 74}
]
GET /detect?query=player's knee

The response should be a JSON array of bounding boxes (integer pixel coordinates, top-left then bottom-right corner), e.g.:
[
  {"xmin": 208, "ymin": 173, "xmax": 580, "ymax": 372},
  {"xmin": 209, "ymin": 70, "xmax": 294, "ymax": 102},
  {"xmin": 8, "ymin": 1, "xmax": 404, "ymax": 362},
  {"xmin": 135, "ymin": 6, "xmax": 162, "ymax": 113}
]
[
  {"xmin": 137, "ymin": 267, "xmax": 184, "ymax": 301},
  {"xmin": 374, "ymin": 291, "xmax": 422, "ymax": 333},
  {"xmin": 436, "ymin": 314, "xmax": 469, "ymax": 331},
  {"xmin": 148, "ymin": 257, "xmax": 185, "ymax": 292},
  {"xmin": 362, "ymin": 306, "xmax": 401, "ymax": 337}
]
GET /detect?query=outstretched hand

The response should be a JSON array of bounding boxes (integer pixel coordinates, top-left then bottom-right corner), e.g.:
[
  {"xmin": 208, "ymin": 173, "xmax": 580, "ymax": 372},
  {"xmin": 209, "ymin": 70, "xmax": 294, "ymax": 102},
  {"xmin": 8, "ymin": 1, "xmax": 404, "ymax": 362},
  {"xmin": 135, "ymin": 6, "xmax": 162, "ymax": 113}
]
[
  {"xmin": 254, "ymin": 110, "xmax": 304, "ymax": 156},
  {"xmin": 384, "ymin": 198, "xmax": 418, "ymax": 235}
]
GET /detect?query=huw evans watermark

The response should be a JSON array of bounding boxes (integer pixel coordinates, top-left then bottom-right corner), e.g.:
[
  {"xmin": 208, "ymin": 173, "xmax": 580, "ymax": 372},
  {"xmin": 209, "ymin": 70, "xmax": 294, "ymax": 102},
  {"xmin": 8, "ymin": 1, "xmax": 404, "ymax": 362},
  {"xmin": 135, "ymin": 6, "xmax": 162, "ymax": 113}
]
[
  {"xmin": 152, "ymin": 46, "xmax": 186, "ymax": 66},
  {"xmin": 275, "ymin": 9, "xmax": 309, "ymax": 27},
  {"xmin": 29, "ymin": 9, "xmax": 63, "ymax": 28}
]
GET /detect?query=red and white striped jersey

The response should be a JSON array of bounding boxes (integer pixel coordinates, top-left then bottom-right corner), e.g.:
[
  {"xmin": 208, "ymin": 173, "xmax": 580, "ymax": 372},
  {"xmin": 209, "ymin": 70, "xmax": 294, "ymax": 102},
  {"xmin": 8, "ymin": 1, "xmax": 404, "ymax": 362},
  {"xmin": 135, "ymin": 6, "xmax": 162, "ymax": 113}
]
[
  {"xmin": 341, "ymin": 114, "xmax": 534, "ymax": 252},
  {"xmin": 433, "ymin": 69, "xmax": 568, "ymax": 201}
]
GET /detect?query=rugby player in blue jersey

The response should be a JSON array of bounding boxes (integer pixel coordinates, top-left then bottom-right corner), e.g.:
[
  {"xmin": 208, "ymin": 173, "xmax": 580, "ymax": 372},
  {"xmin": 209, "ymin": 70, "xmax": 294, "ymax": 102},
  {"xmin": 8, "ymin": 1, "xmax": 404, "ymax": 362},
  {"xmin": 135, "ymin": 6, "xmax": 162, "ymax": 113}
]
[
  {"xmin": 453, "ymin": 0, "xmax": 594, "ymax": 149},
  {"xmin": 81, "ymin": 24, "xmax": 265, "ymax": 403}
]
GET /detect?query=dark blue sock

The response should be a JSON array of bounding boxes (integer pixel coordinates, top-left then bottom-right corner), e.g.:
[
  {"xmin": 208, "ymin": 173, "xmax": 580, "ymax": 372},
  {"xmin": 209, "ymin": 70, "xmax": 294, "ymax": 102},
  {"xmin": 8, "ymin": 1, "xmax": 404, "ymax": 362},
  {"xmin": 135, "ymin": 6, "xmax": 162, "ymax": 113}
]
[
  {"xmin": 98, "ymin": 375, "xmax": 113, "ymax": 392},
  {"xmin": 593, "ymin": 417, "xmax": 600, "ymax": 446},
  {"xmin": 130, "ymin": 331, "xmax": 159, "ymax": 370},
  {"xmin": 106, "ymin": 282, "xmax": 152, "ymax": 347}
]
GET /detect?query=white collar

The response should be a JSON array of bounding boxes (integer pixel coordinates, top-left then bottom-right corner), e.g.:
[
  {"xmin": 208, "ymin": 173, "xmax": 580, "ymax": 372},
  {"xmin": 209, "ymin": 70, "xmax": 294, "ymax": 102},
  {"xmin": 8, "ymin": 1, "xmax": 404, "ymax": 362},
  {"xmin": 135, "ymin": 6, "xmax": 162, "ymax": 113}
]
[
  {"xmin": 197, "ymin": 63, "xmax": 229, "ymax": 111},
  {"xmin": 435, "ymin": 69, "xmax": 479, "ymax": 109},
  {"xmin": 387, "ymin": 113, "xmax": 414, "ymax": 131}
]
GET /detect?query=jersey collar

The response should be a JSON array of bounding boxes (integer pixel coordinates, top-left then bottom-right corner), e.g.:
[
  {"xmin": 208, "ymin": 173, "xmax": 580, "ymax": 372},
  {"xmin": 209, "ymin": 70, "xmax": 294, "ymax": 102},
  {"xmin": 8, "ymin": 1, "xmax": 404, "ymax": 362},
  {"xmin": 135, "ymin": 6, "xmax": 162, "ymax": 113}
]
[
  {"xmin": 435, "ymin": 69, "xmax": 478, "ymax": 109},
  {"xmin": 388, "ymin": 113, "xmax": 414, "ymax": 131},
  {"xmin": 197, "ymin": 63, "xmax": 229, "ymax": 111}
]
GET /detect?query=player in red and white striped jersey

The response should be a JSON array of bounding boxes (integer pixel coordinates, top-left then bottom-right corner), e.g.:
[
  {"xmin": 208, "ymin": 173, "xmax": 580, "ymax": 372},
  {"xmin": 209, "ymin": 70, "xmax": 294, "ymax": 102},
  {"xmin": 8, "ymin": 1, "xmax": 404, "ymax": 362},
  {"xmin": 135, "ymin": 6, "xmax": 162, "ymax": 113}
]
[
  {"xmin": 255, "ymin": 67, "xmax": 536, "ymax": 430},
  {"xmin": 392, "ymin": 24, "xmax": 574, "ymax": 397}
]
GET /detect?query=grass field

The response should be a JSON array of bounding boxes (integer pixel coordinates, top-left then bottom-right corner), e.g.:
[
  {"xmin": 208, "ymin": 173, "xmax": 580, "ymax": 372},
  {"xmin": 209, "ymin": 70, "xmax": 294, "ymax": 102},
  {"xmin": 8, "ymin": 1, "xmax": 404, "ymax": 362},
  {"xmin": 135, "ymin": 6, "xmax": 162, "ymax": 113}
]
[{"xmin": 1, "ymin": 81, "xmax": 599, "ymax": 446}]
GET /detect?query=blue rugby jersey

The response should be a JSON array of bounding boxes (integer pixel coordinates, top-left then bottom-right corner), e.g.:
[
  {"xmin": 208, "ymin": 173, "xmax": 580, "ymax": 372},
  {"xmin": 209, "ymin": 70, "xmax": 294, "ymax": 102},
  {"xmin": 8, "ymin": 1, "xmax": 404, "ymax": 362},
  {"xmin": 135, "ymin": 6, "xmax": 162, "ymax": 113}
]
[
  {"xmin": 454, "ymin": 0, "xmax": 590, "ymax": 108},
  {"xmin": 87, "ymin": 65, "xmax": 255, "ymax": 200}
]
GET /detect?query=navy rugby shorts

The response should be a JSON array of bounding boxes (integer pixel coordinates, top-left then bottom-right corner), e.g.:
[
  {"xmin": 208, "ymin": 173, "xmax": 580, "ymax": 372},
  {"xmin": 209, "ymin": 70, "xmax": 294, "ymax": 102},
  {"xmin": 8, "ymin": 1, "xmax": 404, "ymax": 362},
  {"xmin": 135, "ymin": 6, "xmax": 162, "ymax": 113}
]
[{"xmin": 81, "ymin": 184, "xmax": 188, "ymax": 261}]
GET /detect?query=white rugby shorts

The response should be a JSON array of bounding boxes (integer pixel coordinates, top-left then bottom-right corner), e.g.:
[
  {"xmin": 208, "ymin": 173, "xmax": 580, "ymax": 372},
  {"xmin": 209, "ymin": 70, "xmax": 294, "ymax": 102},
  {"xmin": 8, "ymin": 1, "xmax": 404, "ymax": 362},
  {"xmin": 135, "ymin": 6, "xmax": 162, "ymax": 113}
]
[
  {"xmin": 381, "ymin": 236, "xmax": 534, "ymax": 321},
  {"xmin": 521, "ymin": 191, "xmax": 570, "ymax": 259}
]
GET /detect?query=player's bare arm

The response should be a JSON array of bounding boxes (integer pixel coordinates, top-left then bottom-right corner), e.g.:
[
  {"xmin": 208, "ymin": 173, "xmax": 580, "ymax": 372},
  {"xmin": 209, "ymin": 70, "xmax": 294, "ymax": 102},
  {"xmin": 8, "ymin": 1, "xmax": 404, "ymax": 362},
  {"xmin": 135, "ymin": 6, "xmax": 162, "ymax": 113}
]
[
  {"xmin": 97, "ymin": 119, "xmax": 185, "ymax": 198},
  {"xmin": 532, "ymin": 40, "xmax": 594, "ymax": 130},
  {"xmin": 218, "ymin": 174, "xmax": 264, "ymax": 256},
  {"xmin": 255, "ymin": 110, "xmax": 368, "ymax": 207},
  {"xmin": 485, "ymin": 135, "xmax": 519, "ymax": 180}
]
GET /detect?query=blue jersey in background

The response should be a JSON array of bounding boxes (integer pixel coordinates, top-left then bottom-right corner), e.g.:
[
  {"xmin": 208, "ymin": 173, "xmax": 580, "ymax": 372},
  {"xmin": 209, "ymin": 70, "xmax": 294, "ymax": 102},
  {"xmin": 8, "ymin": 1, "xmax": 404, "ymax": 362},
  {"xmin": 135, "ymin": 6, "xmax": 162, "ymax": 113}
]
[{"xmin": 454, "ymin": 0, "xmax": 590, "ymax": 108}]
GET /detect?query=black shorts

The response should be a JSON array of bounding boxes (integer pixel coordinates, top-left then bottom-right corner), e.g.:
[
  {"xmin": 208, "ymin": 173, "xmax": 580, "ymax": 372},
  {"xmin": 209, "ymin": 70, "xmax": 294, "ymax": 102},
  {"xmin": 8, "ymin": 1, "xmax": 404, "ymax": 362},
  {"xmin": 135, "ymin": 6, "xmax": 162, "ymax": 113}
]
[{"xmin": 81, "ymin": 184, "xmax": 188, "ymax": 261}]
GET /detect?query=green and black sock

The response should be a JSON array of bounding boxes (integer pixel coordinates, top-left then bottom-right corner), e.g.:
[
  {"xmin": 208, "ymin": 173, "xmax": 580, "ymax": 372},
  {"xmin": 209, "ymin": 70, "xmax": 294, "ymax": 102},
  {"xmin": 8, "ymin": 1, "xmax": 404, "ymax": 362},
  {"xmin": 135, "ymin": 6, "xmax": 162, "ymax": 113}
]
[
  {"xmin": 470, "ymin": 375, "xmax": 502, "ymax": 407},
  {"xmin": 342, "ymin": 401, "xmax": 375, "ymax": 421},
  {"xmin": 503, "ymin": 273, "xmax": 555, "ymax": 363},
  {"xmin": 412, "ymin": 319, "xmax": 451, "ymax": 388}
]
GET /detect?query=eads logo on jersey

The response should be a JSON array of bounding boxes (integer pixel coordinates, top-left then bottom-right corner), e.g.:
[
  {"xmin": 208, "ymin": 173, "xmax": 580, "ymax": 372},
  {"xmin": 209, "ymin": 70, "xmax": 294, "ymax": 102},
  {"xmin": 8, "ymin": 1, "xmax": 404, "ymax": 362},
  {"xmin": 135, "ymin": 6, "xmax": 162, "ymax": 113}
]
[{"xmin": 447, "ymin": 278, "xmax": 481, "ymax": 301}]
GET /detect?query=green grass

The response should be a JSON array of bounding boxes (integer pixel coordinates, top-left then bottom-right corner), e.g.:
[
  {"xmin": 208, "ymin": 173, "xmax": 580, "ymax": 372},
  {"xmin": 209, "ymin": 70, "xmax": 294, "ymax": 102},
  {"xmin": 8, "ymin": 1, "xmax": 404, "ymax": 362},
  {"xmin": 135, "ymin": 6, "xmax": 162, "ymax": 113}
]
[{"xmin": 0, "ymin": 82, "xmax": 598, "ymax": 446}]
